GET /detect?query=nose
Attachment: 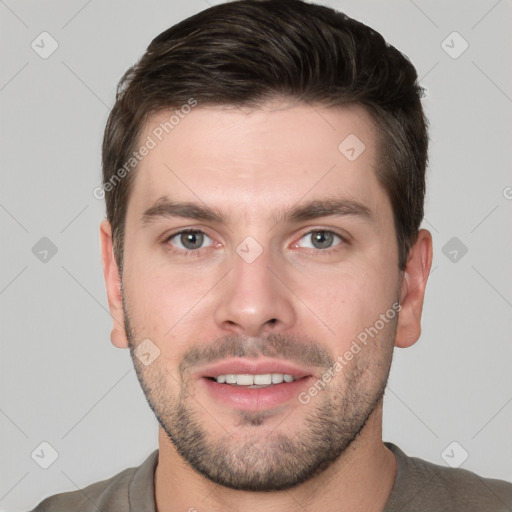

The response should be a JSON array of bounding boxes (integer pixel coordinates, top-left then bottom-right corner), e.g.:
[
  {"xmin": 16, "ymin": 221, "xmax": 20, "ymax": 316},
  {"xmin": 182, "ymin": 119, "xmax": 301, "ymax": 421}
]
[{"xmin": 213, "ymin": 248, "xmax": 296, "ymax": 337}]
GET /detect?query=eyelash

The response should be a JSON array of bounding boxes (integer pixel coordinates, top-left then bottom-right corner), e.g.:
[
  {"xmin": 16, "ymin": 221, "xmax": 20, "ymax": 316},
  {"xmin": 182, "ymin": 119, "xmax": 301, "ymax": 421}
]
[{"xmin": 163, "ymin": 228, "xmax": 347, "ymax": 257}]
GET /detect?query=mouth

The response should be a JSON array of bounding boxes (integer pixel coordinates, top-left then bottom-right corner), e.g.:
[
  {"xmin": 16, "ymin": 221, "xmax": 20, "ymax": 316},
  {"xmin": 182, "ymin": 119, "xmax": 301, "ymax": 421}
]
[
  {"xmin": 207, "ymin": 372, "xmax": 298, "ymax": 388},
  {"xmin": 195, "ymin": 358, "xmax": 315, "ymax": 411}
]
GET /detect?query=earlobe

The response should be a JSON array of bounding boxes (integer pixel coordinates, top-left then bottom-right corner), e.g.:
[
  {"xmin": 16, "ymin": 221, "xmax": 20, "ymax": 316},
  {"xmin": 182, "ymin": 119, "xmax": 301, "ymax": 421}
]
[
  {"xmin": 100, "ymin": 219, "xmax": 129, "ymax": 349},
  {"xmin": 395, "ymin": 229, "xmax": 433, "ymax": 349}
]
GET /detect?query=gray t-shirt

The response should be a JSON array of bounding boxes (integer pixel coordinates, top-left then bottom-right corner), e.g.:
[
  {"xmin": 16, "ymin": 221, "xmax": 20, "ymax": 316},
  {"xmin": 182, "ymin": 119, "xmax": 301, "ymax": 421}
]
[{"xmin": 30, "ymin": 443, "xmax": 512, "ymax": 511}]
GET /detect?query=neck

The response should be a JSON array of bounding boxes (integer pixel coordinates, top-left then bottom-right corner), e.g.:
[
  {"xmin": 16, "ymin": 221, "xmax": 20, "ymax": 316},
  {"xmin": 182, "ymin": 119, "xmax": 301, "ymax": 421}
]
[{"xmin": 154, "ymin": 401, "xmax": 396, "ymax": 512}]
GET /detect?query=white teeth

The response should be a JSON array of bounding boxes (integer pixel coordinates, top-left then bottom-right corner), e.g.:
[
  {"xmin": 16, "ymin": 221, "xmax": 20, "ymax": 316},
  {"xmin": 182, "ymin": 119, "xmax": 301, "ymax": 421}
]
[
  {"xmin": 253, "ymin": 374, "xmax": 272, "ymax": 385},
  {"xmin": 271, "ymin": 373, "xmax": 284, "ymax": 384},
  {"xmin": 213, "ymin": 373, "xmax": 297, "ymax": 385},
  {"xmin": 236, "ymin": 374, "xmax": 254, "ymax": 385}
]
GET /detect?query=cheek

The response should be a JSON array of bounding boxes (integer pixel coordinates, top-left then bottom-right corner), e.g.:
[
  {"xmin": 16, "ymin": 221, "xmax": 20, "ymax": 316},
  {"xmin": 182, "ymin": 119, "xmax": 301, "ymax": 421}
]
[
  {"xmin": 295, "ymin": 259, "xmax": 399, "ymax": 349},
  {"xmin": 123, "ymin": 258, "xmax": 218, "ymax": 358}
]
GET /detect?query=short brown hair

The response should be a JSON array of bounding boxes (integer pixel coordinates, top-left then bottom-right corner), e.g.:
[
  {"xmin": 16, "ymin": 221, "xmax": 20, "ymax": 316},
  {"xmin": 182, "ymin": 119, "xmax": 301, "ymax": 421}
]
[{"xmin": 102, "ymin": 0, "xmax": 428, "ymax": 272}]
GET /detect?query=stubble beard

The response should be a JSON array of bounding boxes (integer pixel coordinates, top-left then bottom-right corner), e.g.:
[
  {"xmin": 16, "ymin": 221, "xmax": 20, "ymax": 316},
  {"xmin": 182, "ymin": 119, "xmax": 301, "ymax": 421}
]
[{"xmin": 123, "ymin": 301, "xmax": 395, "ymax": 492}]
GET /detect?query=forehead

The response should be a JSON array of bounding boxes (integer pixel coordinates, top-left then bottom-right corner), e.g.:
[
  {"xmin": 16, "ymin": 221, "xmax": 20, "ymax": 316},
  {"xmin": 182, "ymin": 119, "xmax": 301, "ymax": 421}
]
[{"xmin": 126, "ymin": 101, "xmax": 388, "ymax": 225}]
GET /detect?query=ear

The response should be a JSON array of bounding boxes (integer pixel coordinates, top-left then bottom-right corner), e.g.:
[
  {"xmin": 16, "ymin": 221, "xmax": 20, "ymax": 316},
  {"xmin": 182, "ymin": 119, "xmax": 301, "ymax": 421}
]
[
  {"xmin": 100, "ymin": 219, "xmax": 129, "ymax": 349},
  {"xmin": 395, "ymin": 229, "xmax": 433, "ymax": 348}
]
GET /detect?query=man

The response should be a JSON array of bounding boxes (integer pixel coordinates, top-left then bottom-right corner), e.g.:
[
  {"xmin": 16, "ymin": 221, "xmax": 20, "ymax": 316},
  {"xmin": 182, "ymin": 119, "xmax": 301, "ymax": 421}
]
[{"xmin": 31, "ymin": 0, "xmax": 512, "ymax": 510}]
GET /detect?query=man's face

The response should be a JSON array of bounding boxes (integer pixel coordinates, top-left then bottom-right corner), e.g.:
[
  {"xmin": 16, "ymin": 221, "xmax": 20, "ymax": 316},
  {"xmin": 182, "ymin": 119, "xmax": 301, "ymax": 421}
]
[{"xmin": 115, "ymin": 101, "xmax": 404, "ymax": 491}]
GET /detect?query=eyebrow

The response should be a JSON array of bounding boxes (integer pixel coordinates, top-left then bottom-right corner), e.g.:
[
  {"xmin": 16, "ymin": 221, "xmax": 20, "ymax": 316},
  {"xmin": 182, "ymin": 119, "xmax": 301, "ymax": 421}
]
[{"xmin": 141, "ymin": 196, "xmax": 374, "ymax": 226}]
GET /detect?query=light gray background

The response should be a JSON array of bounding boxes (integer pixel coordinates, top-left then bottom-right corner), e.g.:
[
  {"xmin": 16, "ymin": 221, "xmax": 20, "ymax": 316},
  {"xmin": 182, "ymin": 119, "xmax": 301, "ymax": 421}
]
[{"xmin": 1, "ymin": 0, "xmax": 511, "ymax": 510}]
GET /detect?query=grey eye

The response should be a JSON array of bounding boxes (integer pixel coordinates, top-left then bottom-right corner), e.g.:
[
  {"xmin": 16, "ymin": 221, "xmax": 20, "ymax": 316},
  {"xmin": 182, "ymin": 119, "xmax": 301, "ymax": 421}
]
[
  {"xmin": 297, "ymin": 230, "xmax": 342, "ymax": 250},
  {"xmin": 170, "ymin": 230, "xmax": 212, "ymax": 250}
]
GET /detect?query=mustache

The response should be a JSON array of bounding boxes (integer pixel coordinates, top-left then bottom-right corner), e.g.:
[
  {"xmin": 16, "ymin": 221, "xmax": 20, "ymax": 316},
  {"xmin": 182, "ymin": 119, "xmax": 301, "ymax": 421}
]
[{"xmin": 178, "ymin": 333, "xmax": 335, "ymax": 377}]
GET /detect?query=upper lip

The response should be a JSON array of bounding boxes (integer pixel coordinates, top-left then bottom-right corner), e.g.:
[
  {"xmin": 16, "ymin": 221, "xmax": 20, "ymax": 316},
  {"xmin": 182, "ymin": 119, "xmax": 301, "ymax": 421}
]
[{"xmin": 195, "ymin": 358, "xmax": 313, "ymax": 380}]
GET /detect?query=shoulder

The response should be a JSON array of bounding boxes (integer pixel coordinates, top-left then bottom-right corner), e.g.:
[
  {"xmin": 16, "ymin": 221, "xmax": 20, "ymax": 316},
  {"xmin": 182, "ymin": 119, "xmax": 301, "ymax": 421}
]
[
  {"xmin": 385, "ymin": 443, "xmax": 512, "ymax": 512},
  {"xmin": 29, "ymin": 450, "xmax": 159, "ymax": 512}
]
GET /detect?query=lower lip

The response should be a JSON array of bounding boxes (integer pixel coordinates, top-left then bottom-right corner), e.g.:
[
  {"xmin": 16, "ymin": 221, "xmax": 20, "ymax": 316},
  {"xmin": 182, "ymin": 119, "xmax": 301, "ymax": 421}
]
[{"xmin": 201, "ymin": 376, "xmax": 313, "ymax": 411}]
